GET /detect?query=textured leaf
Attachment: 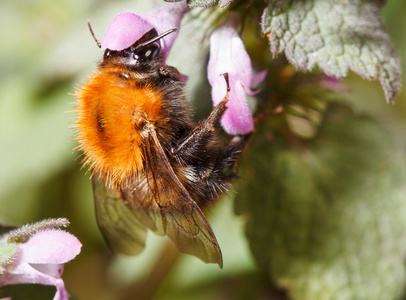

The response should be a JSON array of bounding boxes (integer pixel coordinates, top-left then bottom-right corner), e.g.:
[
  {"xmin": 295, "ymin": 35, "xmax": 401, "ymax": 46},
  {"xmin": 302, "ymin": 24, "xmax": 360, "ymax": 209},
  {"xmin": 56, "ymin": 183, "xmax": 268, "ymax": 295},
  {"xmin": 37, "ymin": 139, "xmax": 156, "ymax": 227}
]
[
  {"xmin": 261, "ymin": 0, "xmax": 401, "ymax": 101},
  {"xmin": 165, "ymin": 0, "xmax": 233, "ymax": 8},
  {"xmin": 235, "ymin": 103, "xmax": 406, "ymax": 300}
]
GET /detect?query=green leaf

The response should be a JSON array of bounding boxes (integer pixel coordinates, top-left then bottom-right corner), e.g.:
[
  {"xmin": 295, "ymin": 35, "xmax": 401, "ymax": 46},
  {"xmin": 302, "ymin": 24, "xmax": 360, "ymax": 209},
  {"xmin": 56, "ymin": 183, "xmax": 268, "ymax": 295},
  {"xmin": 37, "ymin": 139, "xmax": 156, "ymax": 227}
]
[
  {"xmin": 235, "ymin": 103, "xmax": 406, "ymax": 300},
  {"xmin": 185, "ymin": 0, "xmax": 233, "ymax": 8},
  {"xmin": 261, "ymin": 0, "xmax": 401, "ymax": 101}
]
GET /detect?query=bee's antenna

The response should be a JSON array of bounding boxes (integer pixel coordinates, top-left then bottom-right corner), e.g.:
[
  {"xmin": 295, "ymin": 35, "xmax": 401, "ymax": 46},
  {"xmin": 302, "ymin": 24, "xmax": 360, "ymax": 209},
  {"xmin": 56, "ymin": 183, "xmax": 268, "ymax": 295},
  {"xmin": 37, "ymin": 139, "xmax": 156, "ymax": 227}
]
[
  {"xmin": 135, "ymin": 28, "xmax": 177, "ymax": 49},
  {"xmin": 87, "ymin": 20, "xmax": 101, "ymax": 48}
]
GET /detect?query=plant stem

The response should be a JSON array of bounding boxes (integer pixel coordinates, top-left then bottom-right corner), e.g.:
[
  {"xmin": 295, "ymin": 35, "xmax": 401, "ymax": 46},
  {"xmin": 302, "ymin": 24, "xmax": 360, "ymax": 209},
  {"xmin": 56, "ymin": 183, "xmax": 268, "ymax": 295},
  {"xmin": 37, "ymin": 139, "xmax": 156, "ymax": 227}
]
[{"xmin": 119, "ymin": 241, "xmax": 180, "ymax": 300}]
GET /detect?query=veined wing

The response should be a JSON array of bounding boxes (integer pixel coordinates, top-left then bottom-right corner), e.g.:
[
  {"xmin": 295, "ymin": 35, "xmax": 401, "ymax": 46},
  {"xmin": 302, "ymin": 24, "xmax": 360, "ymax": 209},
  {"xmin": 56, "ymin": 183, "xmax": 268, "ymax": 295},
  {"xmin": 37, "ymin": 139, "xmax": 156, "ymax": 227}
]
[
  {"xmin": 92, "ymin": 174, "xmax": 147, "ymax": 256},
  {"xmin": 123, "ymin": 125, "xmax": 223, "ymax": 267}
]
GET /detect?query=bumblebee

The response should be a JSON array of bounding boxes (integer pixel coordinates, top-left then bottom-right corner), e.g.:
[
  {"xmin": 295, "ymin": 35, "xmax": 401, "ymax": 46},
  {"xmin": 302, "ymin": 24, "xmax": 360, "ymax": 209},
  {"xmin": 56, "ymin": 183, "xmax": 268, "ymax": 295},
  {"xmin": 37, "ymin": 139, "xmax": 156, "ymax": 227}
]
[{"xmin": 75, "ymin": 24, "xmax": 250, "ymax": 267}]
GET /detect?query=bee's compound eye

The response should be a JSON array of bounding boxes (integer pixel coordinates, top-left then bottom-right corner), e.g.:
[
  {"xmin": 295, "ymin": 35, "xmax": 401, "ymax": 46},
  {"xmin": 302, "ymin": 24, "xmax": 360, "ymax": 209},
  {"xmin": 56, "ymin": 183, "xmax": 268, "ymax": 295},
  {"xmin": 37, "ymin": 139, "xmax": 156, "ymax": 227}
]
[
  {"xmin": 103, "ymin": 50, "xmax": 111, "ymax": 59},
  {"xmin": 135, "ymin": 42, "xmax": 160, "ymax": 61}
]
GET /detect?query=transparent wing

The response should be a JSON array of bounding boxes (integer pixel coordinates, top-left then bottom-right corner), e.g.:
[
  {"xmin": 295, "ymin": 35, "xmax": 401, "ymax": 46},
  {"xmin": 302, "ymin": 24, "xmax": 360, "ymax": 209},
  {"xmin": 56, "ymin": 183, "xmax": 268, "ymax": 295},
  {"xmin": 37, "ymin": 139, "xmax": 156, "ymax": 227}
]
[
  {"xmin": 92, "ymin": 175, "xmax": 147, "ymax": 256},
  {"xmin": 122, "ymin": 128, "xmax": 223, "ymax": 267}
]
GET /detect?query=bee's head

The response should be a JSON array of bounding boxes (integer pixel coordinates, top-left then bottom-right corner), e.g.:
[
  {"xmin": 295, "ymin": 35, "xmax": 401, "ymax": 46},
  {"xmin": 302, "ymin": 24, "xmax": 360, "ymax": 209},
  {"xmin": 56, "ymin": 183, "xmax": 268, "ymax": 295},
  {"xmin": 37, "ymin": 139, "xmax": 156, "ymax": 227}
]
[
  {"xmin": 87, "ymin": 13, "xmax": 177, "ymax": 71},
  {"xmin": 102, "ymin": 28, "xmax": 177, "ymax": 69}
]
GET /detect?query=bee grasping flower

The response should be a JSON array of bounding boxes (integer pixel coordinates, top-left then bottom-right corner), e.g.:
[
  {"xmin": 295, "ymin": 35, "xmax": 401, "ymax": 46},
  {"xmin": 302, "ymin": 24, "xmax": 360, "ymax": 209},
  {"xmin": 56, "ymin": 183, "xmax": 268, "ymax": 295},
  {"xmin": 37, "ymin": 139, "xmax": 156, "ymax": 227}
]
[
  {"xmin": 75, "ymin": 0, "xmax": 251, "ymax": 268},
  {"xmin": 208, "ymin": 14, "xmax": 267, "ymax": 135}
]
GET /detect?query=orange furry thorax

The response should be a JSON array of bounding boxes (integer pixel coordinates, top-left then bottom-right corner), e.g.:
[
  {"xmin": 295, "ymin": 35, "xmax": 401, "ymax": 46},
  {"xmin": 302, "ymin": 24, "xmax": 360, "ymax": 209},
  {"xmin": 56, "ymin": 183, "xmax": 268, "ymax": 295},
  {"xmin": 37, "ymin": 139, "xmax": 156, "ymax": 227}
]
[{"xmin": 75, "ymin": 66, "xmax": 166, "ymax": 188}]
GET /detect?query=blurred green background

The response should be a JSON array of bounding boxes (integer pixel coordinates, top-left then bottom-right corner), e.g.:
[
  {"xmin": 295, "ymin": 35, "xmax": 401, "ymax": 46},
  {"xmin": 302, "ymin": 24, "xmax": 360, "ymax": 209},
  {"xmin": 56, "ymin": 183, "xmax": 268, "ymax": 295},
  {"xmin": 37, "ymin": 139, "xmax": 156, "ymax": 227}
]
[{"xmin": 0, "ymin": 0, "xmax": 405, "ymax": 299}]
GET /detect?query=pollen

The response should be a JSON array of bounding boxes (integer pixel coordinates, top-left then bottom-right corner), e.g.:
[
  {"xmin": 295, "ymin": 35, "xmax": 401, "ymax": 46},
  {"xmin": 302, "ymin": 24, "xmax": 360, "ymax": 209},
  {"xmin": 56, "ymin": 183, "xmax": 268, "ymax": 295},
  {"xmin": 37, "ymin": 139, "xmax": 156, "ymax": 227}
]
[{"xmin": 75, "ymin": 68, "xmax": 164, "ymax": 188}]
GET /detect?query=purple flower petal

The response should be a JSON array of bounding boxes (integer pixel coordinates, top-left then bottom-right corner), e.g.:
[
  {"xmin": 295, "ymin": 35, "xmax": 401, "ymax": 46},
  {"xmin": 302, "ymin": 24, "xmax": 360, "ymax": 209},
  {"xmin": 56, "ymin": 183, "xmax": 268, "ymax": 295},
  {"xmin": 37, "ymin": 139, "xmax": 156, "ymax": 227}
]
[
  {"xmin": 142, "ymin": 1, "xmax": 189, "ymax": 59},
  {"xmin": 246, "ymin": 69, "xmax": 268, "ymax": 96},
  {"xmin": 0, "ymin": 260, "xmax": 70, "ymax": 300},
  {"xmin": 208, "ymin": 16, "xmax": 252, "ymax": 88},
  {"xmin": 101, "ymin": 2, "xmax": 188, "ymax": 59},
  {"xmin": 0, "ymin": 222, "xmax": 80, "ymax": 300},
  {"xmin": 211, "ymin": 76, "xmax": 254, "ymax": 135},
  {"xmin": 4, "ymin": 260, "xmax": 62, "ymax": 285},
  {"xmin": 19, "ymin": 230, "xmax": 81, "ymax": 265},
  {"xmin": 208, "ymin": 15, "xmax": 264, "ymax": 135},
  {"xmin": 251, "ymin": 70, "xmax": 267, "ymax": 86},
  {"xmin": 101, "ymin": 12, "xmax": 153, "ymax": 51}
]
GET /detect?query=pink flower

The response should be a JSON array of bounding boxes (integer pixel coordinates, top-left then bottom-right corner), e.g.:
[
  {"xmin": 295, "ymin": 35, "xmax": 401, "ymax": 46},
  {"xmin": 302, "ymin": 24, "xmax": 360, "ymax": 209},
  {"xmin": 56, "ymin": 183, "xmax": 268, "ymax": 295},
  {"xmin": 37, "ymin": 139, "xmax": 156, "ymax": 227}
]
[
  {"xmin": 0, "ymin": 221, "xmax": 81, "ymax": 300},
  {"xmin": 101, "ymin": 1, "xmax": 188, "ymax": 60},
  {"xmin": 208, "ymin": 15, "xmax": 267, "ymax": 135}
]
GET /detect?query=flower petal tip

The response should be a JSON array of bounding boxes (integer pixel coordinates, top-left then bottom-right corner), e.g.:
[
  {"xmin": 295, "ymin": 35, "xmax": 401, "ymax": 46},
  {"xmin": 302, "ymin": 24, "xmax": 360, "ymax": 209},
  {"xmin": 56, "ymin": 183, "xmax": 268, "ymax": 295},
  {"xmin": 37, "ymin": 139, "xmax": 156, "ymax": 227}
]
[
  {"xmin": 19, "ymin": 230, "xmax": 82, "ymax": 265},
  {"xmin": 221, "ymin": 118, "xmax": 254, "ymax": 136},
  {"xmin": 251, "ymin": 70, "xmax": 267, "ymax": 86},
  {"xmin": 211, "ymin": 79, "xmax": 254, "ymax": 135},
  {"xmin": 101, "ymin": 12, "xmax": 153, "ymax": 51}
]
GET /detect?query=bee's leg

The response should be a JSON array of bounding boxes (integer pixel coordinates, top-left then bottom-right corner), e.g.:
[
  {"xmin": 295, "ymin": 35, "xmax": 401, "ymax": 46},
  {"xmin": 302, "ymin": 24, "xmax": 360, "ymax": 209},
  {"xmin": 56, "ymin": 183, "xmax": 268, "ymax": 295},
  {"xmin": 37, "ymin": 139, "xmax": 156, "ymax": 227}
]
[
  {"xmin": 172, "ymin": 74, "xmax": 230, "ymax": 156},
  {"xmin": 159, "ymin": 66, "xmax": 181, "ymax": 81},
  {"xmin": 172, "ymin": 98, "xmax": 228, "ymax": 156},
  {"xmin": 197, "ymin": 133, "xmax": 251, "ymax": 181},
  {"xmin": 196, "ymin": 133, "xmax": 251, "ymax": 204},
  {"xmin": 219, "ymin": 133, "xmax": 252, "ymax": 178}
]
